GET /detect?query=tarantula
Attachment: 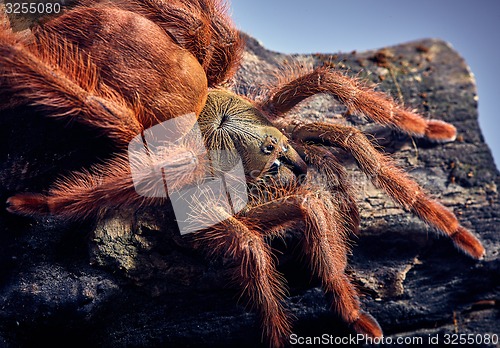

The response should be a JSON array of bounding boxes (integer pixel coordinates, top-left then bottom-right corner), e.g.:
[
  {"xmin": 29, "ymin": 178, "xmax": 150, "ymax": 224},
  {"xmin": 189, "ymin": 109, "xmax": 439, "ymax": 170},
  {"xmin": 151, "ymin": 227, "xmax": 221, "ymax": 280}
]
[{"xmin": 1, "ymin": 0, "xmax": 485, "ymax": 346}]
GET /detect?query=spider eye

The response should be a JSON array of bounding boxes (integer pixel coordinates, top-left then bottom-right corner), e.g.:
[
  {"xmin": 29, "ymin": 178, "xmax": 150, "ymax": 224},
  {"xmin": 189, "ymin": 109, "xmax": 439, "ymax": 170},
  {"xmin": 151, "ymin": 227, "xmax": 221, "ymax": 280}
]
[
  {"xmin": 260, "ymin": 134, "xmax": 280, "ymax": 155},
  {"xmin": 261, "ymin": 134, "xmax": 279, "ymax": 154}
]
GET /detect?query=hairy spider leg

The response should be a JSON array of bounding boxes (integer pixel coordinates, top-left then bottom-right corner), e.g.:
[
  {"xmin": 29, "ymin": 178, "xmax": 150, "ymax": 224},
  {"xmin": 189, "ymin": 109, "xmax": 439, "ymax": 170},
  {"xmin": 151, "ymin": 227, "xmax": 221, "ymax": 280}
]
[
  {"xmin": 194, "ymin": 208, "xmax": 292, "ymax": 348},
  {"xmin": 6, "ymin": 136, "xmax": 209, "ymax": 219},
  {"xmin": 289, "ymin": 122, "xmax": 485, "ymax": 259},
  {"xmin": 297, "ymin": 190, "xmax": 383, "ymax": 338},
  {"xmin": 195, "ymin": 184, "xmax": 383, "ymax": 347},
  {"xmin": 260, "ymin": 66, "xmax": 456, "ymax": 142},
  {"xmin": 294, "ymin": 142, "xmax": 360, "ymax": 235}
]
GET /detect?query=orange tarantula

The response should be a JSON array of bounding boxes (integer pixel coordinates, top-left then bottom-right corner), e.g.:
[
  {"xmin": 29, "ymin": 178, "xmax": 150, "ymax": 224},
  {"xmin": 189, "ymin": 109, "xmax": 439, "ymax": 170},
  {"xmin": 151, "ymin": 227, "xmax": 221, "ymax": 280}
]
[{"xmin": 0, "ymin": 0, "xmax": 485, "ymax": 347}]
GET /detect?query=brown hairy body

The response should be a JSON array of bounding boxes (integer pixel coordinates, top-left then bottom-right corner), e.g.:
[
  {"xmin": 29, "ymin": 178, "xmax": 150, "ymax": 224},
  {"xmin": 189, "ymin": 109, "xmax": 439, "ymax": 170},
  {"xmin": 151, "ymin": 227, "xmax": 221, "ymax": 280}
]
[{"xmin": 0, "ymin": 1, "xmax": 484, "ymax": 347}]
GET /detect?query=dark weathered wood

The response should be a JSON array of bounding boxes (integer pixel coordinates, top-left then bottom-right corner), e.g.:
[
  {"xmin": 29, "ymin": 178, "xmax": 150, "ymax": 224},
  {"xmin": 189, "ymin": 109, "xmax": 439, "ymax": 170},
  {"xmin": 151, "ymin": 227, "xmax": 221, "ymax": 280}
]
[{"xmin": 0, "ymin": 35, "xmax": 498, "ymax": 347}]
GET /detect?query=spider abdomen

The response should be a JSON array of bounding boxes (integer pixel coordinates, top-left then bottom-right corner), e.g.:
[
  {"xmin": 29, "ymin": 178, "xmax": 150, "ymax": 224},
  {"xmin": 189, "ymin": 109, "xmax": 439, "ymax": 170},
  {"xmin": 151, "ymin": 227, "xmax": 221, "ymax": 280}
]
[{"xmin": 35, "ymin": 5, "xmax": 208, "ymax": 127}]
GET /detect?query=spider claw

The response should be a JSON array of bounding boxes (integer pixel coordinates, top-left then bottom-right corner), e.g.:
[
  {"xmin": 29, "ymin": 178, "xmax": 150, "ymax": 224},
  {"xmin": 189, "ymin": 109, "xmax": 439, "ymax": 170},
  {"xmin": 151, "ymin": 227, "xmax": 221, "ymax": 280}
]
[
  {"xmin": 451, "ymin": 226, "xmax": 486, "ymax": 259},
  {"xmin": 6, "ymin": 193, "xmax": 50, "ymax": 216},
  {"xmin": 350, "ymin": 311, "xmax": 383, "ymax": 338},
  {"xmin": 424, "ymin": 120, "xmax": 457, "ymax": 142}
]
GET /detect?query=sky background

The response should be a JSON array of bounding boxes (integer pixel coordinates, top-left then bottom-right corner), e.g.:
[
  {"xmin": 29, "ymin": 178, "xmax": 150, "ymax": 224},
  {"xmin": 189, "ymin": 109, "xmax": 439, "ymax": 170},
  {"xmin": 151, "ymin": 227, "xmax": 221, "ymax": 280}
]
[{"xmin": 230, "ymin": 0, "xmax": 499, "ymax": 170}]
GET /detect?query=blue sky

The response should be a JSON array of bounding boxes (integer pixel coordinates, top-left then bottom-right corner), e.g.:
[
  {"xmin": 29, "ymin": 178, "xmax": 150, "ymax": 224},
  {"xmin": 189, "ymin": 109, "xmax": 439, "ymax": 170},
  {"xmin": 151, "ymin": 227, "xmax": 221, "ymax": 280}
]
[{"xmin": 230, "ymin": 0, "xmax": 500, "ymax": 170}]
